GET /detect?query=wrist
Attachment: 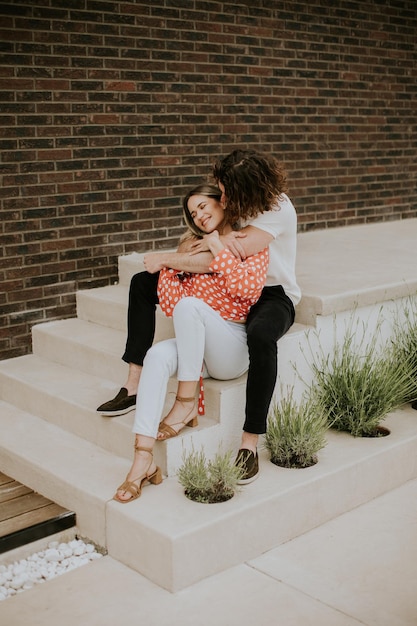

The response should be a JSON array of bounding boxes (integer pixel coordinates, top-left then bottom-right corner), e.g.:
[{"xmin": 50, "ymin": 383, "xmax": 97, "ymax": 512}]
[{"xmin": 208, "ymin": 242, "xmax": 226, "ymax": 257}]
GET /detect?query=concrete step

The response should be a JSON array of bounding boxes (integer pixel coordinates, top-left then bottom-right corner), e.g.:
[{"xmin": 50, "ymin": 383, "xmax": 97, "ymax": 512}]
[
  {"xmin": 0, "ymin": 332, "xmax": 307, "ymax": 478},
  {"xmin": 76, "ymin": 284, "xmax": 129, "ymax": 332},
  {"xmin": 0, "ymin": 354, "xmax": 136, "ymax": 462},
  {"xmin": 0, "ymin": 353, "xmax": 225, "ymax": 477},
  {"xmin": 31, "ymin": 318, "xmax": 129, "ymax": 382},
  {"xmin": 117, "ymin": 252, "xmax": 146, "ymax": 286},
  {"xmin": 31, "ymin": 314, "xmax": 310, "ymax": 390},
  {"xmin": 76, "ymin": 283, "xmax": 174, "ymax": 340},
  {"xmin": 0, "ymin": 401, "xmax": 125, "ymax": 549},
  {"xmin": 26, "ymin": 316, "xmax": 312, "ymax": 473},
  {"xmin": 1, "ymin": 399, "xmax": 416, "ymax": 592}
]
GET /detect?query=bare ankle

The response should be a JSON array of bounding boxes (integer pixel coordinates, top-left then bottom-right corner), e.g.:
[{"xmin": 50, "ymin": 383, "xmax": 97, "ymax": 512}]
[
  {"xmin": 240, "ymin": 432, "xmax": 258, "ymax": 454},
  {"xmin": 125, "ymin": 363, "xmax": 142, "ymax": 396}
]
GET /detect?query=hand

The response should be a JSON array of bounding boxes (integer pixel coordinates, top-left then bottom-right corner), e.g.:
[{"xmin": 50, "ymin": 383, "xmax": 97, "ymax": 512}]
[
  {"xmin": 189, "ymin": 231, "xmax": 222, "ymax": 257},
  {"xmin": 189, "ymin": 231, "xmax": 247, "ymax": 259},
  {"xmin": 204, "ymin": 230, "xmax": 221, "ymax": 250},
  {"xmin": 143, "ymin": 253, "xmax": 166, "ymax": 274},
  {"xmin": 219, "ymin": 231, "xmax": 248, "ymax": 260},
  {"xmin": 189, "ymin": 238, "xmax": 211, "ymax": 255}
]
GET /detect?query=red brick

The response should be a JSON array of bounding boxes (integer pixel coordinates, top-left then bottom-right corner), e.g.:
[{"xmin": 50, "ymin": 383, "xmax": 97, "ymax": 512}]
[{"xmin": 0, "ymin": 0, "xmax": 416, "ymax": 359}]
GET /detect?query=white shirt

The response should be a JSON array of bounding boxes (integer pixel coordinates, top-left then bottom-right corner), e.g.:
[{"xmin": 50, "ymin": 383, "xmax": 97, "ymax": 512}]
[{"xmin": 246, "ymin": 193, "xmax": 301, "ymax": 305}]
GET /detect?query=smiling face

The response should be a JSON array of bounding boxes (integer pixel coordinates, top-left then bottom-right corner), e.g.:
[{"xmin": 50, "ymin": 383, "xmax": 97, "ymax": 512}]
[{"xmin": 187, "ymin": 194, "xmax": 226, "ymax": 234}]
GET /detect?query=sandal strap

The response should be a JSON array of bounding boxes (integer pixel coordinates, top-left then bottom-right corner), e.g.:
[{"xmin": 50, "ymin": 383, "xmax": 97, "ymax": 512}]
[
  {"xmin": 134, "ymin": 445, "xmax": 153, "ymax": 454},
  {"xmin": 116, "ymin": 479, "xmax": 141, "ymax": 498},
  {"xmin": 133, "ymin": 446, "xmax": 154, "ymax": 474},
  {"xmin": 158, "ymin": 422, "xmax": 178, "ymax": 438},
  {"xmin": 175, "ymin": 395, "xmax": 195, "ymax": 403}
]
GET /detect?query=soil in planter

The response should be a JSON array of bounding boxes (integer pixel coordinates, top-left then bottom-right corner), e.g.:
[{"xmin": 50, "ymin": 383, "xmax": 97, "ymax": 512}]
[
  {"xmin": 270, "ymin": 454, "xmax": 318, "ymax": 469},
  {"xmin": 359, "ymin": 425, "xmax": 391, "ymax": 438},
  {"xmin": 184, "ymin": 490, "xmax": 234, "ymax": 504}
]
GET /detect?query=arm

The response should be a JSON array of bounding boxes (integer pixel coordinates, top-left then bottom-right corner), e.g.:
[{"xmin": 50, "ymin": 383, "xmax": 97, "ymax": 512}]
[
  {"xmin": 143, "ymin": 237, "xmax": 214, "ymax": 274},
  {"xmin": 144, "ymin": 224, "xmax": 274, "ymax": 272},
  {"xmin": 234, "ymin": 225, "xmax": 274, "ymax": 258},
  {"xmin": 190, "ymin": 225, "xmax": 274, "ymax": 260}
]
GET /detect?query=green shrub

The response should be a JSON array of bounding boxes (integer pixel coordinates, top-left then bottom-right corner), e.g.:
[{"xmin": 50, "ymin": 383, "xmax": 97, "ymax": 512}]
[
  {"xmin": 177, "ymin": 446, "xmax": 244, "ymax": 503},
  {"xmin": 309, "ymin": 313, "xmax": 415, "ymax": 437},
  {"xmin": 264, "ymin": 388, "xmax": 328, "ymax": 468},
  {"xmin": 390, "ymin": 297, "xmax": 417, "ymax": 404}
]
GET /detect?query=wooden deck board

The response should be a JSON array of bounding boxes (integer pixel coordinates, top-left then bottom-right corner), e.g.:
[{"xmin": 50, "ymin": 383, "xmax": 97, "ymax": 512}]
[
  {"xmin": 0, "ymin": 492, "xmax": 55, "ymax": 522},
  {"xmin": 0, "ymin": 480, "xmax": 33, "ymax": 503},
  {"xmin": 0, "ymin": 503, "xmax": 71, "ymax": 536},
  {"xmin": 0, "ymin": 471, "xmax": 76, "ymax": 553}
]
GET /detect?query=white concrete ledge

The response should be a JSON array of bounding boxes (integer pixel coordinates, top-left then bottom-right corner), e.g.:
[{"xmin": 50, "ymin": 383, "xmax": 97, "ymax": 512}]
[
  {"xmin": 295, "ymin": 219, "xmax": 417, "ymax": 324},
  {"xmin": 106, "ymin": 408, "xmax": 417, "ymax": 591}
]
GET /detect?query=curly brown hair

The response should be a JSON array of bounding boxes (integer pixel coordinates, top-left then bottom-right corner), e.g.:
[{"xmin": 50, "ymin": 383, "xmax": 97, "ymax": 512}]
[{"xmin": 212, "ymin": 149, "xmax": 288, "ymax": 222}]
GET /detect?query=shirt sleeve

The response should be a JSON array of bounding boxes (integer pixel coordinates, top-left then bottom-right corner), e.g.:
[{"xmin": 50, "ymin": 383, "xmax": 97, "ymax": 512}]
[
  {"xmin": 246, "ymin": 194, "xmax": 295, "ymax": 239},
  {"xmin": 209, "ymin": 248, "xmax": 269, "ymax": 302},
  {"xmin": 157, "ymin": 268, "xmax": 189, "ymax": 317}
]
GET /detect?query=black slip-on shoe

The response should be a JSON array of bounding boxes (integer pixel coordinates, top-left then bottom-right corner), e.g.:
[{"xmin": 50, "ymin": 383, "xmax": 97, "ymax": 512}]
[
  {"xmin": 235, "ymin": 449, "xmax": 259, "ymax": 485},
  {"xmin": 97, "ymin": 387, "xmax": 136, "ymax": 416},
  {"xmin": 412, "ymin": 400, "xmax": 417, "ymax": 410}
]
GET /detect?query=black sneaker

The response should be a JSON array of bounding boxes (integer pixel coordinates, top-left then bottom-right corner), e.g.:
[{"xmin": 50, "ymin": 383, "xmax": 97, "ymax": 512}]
[
  {"xmin": 97, "ymin": 387, "xmax": 136, "ymax": 416},
  {"xmin": 235, "ymin": 449, "xmax": 259, "ymax": 484},
  {"xmin": 412, "ymin": 400, "xmax": 417, "ymax": 410}
]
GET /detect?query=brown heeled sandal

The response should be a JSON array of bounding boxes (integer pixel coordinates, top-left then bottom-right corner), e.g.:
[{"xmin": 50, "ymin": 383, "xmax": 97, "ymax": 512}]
[
  {"xmin": 113, "ymin": 445, "xmax": 162, "ymax": 503},
  {"xmin": 157, "ymin": 395, "xmax": 198, "ymax": 440}
]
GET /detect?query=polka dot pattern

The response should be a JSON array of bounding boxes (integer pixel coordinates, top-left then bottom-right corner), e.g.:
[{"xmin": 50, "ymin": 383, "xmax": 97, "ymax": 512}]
[{"xmin": 157, "ymin": 248, "xmax": 269, "ymax": 321}]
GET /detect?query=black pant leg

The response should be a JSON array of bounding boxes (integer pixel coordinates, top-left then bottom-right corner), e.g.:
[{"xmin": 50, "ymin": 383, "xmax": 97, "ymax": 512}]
[
  {"xmin": 122, "ymin": 271, "xmax": 160, "ymax": 366},
  {"xmin": 243, "ymin": 285, "xmax": 295, "ymax": 434}
]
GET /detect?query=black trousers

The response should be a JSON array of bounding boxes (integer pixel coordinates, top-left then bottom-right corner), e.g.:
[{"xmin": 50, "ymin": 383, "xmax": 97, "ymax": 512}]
[
  {"xmin": 122, "ymin": 271, "xmax": 160, "ymax": 366},
  {"xmin": 244, "ymin": 285, "xmax": 295, "ymax": 434},
  {"xmin": 122, "ymin": 272, "xmax": 295, "ymax": 435}
]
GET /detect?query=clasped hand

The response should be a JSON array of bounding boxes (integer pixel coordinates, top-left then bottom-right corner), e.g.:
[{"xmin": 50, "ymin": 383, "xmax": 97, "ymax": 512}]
[
  {"xmin": 143, "ymin": 253, "xmax": 165, "ymax": 274},
  {"xmin": 190, "ymin": 230, "xmax": 247, "ymax": 260}
]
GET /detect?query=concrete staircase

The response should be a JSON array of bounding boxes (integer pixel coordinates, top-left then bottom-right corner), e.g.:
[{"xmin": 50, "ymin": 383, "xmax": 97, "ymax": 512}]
[{"xmin": 1, "ymin": 220, "xmax": 417, "ymax": 592}]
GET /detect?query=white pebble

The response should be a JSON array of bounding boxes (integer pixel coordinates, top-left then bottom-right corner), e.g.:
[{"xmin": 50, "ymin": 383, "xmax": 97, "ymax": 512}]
[
  {"xmin": 11, "ymin": 575, "xmax": 28, "ymax": 590},
  {"xmin": 13, "ymin": 562, "xmax": 27, "ymax": 575},
  {"xmin": 45, "ymin": 549, "xmax": 60, "ymax": 562},
  {"xmin": 60, "ymin": 546, "xmax": 73, "ymax": 559},
  {"xmin": 0, "ymin": 538, "xmax": 102, "ymax": 602}
]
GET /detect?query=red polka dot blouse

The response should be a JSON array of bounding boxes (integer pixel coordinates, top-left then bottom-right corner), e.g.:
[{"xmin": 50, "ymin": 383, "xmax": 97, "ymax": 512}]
[{"xmin": 157, "ymin": 247, "xmax": 269, "ymax": 322}]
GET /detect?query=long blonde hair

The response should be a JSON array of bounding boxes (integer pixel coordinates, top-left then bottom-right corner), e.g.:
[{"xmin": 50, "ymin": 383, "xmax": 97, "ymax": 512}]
[{"xmin": 182, "ymin": 183, "xmax": 224, "ymax": 238}]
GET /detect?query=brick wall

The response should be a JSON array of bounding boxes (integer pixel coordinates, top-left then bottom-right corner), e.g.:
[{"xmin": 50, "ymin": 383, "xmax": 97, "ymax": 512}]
[{"xmin": 1, "ymin": 0, "xmax": 416, "ymax": 360}]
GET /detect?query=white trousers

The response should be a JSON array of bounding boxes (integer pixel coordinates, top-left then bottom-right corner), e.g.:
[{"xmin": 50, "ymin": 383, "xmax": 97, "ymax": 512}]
[{"xmin": 132, "ymin": 297, "xmax": 249, "ymax": 438}]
